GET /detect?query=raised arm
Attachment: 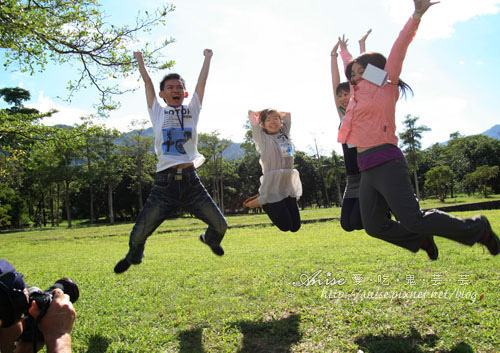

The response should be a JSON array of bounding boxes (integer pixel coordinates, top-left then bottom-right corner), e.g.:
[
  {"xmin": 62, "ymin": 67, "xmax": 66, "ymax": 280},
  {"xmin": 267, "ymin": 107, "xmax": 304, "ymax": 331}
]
[
  {"xmin": 338, "ymin": 35, "xmax": 353, "ymax": 72},
  {"xmin": 358, "ymin": 29, "xmax": 372, "ymax": 54},
  {"xmin": 330, "ymin": 40, "xmax": 342, "ymax": 115},
  {"xmin": 279, "ymin": 112, "xmax": 291, "ymax": 121},
  {"xmin": 248, "ymin": 110, "xmax": 260, "ymax": 127},
  {"xmin": 134, "ymin": 51, "xmax": 155, "ymax": 109},
  {"xmin": 386, "ymin": 0, "xmax": 439, "ymax": 83},
  {"xmin": 248, "ymin": 110, "xmax": 266, "ymax": 152},
  {"xmin": 279, "ymin": 111, "xmax": 291, "ymax": 135},
  {"xmin": 195, "ymin": 49, "xmax": 213, "ymax": 105}
]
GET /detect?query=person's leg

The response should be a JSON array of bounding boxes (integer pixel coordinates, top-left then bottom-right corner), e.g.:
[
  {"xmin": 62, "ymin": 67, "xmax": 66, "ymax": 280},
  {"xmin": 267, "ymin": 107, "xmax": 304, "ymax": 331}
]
[
  {"xmin": 115, "ymin": 173, "xmax": 180, "ymax": 273},
  {"xmin": 284, "ymin": 197, "xmax": 301, "ymax": 232},
  {"xmin": 372, "ymin": 159, "xmax": 484, "ymax": 246},
  {"xmin": 359, "ymin": 168, "xmax": 424, "ymax": 252},
  {"xmin": 263, "ymin": 199, "xmax": 293, "ymax": 231},
  {"xmin": 183, "ymin": 171, "xmax": 227, "ymax": 255},
  {"xmin": 340, "ymin": 198, "xmax": 363, "ymax": 231}
]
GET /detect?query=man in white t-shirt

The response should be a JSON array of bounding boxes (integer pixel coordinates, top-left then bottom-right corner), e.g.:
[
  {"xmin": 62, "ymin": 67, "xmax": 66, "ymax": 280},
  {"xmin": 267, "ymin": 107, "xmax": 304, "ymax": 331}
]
[{"xmin": 114, "ymin": 49, "xmax": 228, "ymax": 274}]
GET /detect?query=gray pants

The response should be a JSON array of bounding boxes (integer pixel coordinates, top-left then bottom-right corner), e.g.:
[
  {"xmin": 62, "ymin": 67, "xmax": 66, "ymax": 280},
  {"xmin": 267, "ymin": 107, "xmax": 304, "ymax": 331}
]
[{"xmin": 359, "ymin": 158, "xmax": 485, "ymax": 252}]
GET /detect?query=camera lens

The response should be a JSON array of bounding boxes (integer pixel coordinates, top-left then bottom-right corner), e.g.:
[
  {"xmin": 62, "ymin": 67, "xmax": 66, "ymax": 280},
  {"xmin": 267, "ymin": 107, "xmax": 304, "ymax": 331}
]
[{"xmin": 47, "ymin": 278, "xmax": 79, "ymax": 303}]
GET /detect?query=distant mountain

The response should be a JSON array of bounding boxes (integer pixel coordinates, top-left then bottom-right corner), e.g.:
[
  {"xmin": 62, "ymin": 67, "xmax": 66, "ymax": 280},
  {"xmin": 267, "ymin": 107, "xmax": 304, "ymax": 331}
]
[
  {"xmin": 437, "ymin": 124, "xmax": 500, "ymax": 146},
  {"xmin": 482, "ymin": 124, "xmax": 500, "ymax": 140},
  {"xmin": 118, "ymin": 127, "xmax": 245, "ymax": 159},
  {"xmin": 222, "ymin": 142, "xmax": 245, "ymax": 160}
]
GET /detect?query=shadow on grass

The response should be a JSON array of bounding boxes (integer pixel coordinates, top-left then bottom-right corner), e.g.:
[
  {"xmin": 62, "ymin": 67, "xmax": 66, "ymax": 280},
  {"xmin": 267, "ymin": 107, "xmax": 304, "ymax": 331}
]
[
  {"xmin": 179, "ymin": 327, "xmax": 205, "ymax": 353},
  {"xmin": 355, "ymin": 327, "xmax": 474, "ymax": 353},
  {"xmin": 178, "ymin": 314, "xmax": 302, "ymax": 353},
  {"xmin": 231, "ymin": 314, "xmax": 302, "ymax": 353},
  {"xmin": 86, "ymin": 334, "xmax": 111, "ymax": 353}
]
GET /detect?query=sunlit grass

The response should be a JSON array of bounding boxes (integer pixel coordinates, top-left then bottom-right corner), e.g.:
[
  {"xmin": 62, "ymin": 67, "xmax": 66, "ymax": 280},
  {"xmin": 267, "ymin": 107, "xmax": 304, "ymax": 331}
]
[{"xmin": 2, "ymin": 209, "xmax": 499, "ymax": 352}]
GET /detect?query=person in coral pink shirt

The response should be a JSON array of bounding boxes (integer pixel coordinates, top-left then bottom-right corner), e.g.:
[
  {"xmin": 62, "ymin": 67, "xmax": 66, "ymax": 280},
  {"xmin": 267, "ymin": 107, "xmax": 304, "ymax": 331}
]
[{"xmin": 336, "ymin": 0, "xmax": 499, "ymax": 260}]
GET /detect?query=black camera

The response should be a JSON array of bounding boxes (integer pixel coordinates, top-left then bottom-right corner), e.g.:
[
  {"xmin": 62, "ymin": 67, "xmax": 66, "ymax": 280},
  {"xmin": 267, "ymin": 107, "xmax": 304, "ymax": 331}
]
[
  {"xmin": 27, "ymin": 278, "xmax": 80, "ymax": 316},
  {"xmin": 19, "ymin": 278, "xmax": 79, "ymax": 345}
]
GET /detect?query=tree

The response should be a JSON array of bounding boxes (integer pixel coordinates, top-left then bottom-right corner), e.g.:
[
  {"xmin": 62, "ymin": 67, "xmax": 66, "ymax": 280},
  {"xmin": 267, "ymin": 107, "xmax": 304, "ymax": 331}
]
[
  {"xmin": 120, "ymin": 120, "xmax": 155, "ymax": 212},
  {"xmin": 313, "ymin": 138, "xmax": 330, "ymax": 207},
  {"xmin": 0, "ymin": 87, "xmax": 55, "ymax": 227},
  {"xmin": 51, "ymin": 126, "xmax": 85, "ymax": 227},
  {"xmin": 326, "ymin": 151, "xmax": 344, "ymax": 207},
  {"xmin": 98, "ymin": 128, "xmax": 123, "ymax": 224},
  {"xmin": 424, "ymin": 166, "xmax": 455, "ymax": 202},
  {"xmin": 399, "ymin": 114, "xmax": 430, "ymax": 200},
  {"xmin": 198, "ymin": 131, "xmax": 232, "ymax": 213},
  {"xmin": 1, "ymin": 0, "xmax": 175, "ymax": 111},
  {"xmin": 294, "ymin": 151, "xmax": 321, "ymax": 209},
  {"xmin": 465, "ymin": 165, "xmax": 499, "ymax": 197}
]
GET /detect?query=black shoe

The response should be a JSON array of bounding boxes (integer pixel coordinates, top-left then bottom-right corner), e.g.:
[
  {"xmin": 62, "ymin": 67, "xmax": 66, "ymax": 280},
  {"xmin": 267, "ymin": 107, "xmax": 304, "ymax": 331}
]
[
  {"xmin": 478, "ymin": 216, "xmax": 499, "ymax": 255},
  {"xmin": 199, "ymin": 234, "xmax": 224, "ymax": 256},
  {"xmin": 421, "ymin": 236, "xmax": 438, "ymax": 261},
  {"xmin": 114, "ymin": 258, "xmax": 131, "ymax": 274}
]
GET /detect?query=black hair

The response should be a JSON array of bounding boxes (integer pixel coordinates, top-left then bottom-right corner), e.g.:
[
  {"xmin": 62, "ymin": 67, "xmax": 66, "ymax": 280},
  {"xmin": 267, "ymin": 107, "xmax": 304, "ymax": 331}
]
[
  {"xmin": 159, "ymin": 73, "xmax": 186, "ymax": 92},
  {"xmin": 259, "ymin": 109, "xmax": 280, "ymax": 124},
  {"xmin": 336, "ymin": 82, "xmax": 350, "ymax": 96},
  {"xmin": 345, "ymin": 52, "xmax": 413, "ymax": 99},
  {"xmin": 259, "ymin": 109, "xmax": 282, "ymax": 134}
]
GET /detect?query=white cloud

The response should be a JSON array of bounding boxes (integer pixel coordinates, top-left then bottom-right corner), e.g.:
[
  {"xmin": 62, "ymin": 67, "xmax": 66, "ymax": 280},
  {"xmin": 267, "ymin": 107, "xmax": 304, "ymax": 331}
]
[
  {"xmin": 383, "ymin": 0, "xmax": 500, "ymax": 39},
  {"xmin": 27, "ymin": 91, "xmax": 92, "ymax": 127}
]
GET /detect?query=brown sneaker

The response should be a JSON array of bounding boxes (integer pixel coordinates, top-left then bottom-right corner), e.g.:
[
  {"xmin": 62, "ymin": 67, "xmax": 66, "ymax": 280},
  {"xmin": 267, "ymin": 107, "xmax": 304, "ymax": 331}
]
[
  {"xmin": 420, "ymin": 236, "xmax": 438, "ymax": 260},
  {"xmin": 478, "ymin": 216, "xmax": 499, "ymax": 256}
]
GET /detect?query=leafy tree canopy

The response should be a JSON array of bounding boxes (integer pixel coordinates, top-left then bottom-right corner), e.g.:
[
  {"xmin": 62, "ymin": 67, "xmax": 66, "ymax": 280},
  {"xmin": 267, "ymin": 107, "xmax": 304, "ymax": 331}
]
[{"xmin": 0, "ymin": 0, "xmax": 175, "ymax": 112}]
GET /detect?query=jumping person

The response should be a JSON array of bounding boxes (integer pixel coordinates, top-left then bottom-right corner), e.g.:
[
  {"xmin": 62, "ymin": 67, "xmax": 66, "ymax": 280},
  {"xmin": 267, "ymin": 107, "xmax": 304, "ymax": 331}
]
[
  {"xmin": 244, "ymin": 110, "xmax": 302, "ymax": 232},
  {"xmin": 331, "ymin": 30, "xmax": 371, "ymax": 232},
  {"xmin": 114, "ymin": 49, "xmax": 228, "ymax": 274},
  {"xmin": 337, "ymin": 0, "xmax": 499, "ymax": 260}
]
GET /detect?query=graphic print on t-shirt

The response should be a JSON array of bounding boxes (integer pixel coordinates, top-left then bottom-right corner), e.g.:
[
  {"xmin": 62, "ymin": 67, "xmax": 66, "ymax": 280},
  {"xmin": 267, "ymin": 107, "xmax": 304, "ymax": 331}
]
[
  {"xmin": 162, "ymin": 128, "xmax": 193, "ymax": 155},
  {"xmin": 161, "ymin": 106, "xmax": 194, "ymax": 156}
]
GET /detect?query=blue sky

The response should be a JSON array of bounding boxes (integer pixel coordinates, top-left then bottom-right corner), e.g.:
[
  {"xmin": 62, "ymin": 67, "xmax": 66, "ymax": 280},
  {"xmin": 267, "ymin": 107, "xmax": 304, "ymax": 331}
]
[{"xmin": 1, "ymin": 0, "xmax": 499, "ymax": 155}]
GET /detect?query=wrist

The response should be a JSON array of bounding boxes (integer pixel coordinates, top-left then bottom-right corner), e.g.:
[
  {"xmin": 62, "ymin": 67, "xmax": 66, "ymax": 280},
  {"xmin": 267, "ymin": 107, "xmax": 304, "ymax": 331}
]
[
  {"xmin": 45, "ymin": 334, "xmax": 72, "ymax": 353},
  {"xmin": 413, "ymin": 9, "xmax": 424, "ymax": 19},
  {"xmin": 330, "ymin": 52, "xmax": 338, "ymax": 57}
]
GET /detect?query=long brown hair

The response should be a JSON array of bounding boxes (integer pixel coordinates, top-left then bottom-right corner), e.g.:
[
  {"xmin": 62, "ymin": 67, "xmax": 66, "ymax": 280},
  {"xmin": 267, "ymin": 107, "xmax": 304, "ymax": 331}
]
[{"xmin": 345, "ymin": 52, "xmax": 413, "ymax": 99}]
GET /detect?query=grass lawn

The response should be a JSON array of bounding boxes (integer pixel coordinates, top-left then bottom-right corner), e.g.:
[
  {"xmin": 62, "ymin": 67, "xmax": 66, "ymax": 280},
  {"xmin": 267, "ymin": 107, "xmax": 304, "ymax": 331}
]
[
  {"xmin": 1, "ymin": 209, "xmax": 499, "ymax": 352},
  {"xmin": 419, "ymin": 194, "xmax": 500, "ymax": 210}
]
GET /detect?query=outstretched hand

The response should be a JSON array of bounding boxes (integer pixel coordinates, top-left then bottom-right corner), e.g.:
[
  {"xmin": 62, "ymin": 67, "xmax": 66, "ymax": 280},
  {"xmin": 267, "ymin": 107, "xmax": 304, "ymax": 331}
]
[
  {"xmin": 134, "ymin": 51, "xmax": 145, "ymax": 67},
  {"xmin": 359, "ymin": 29, "xmax": 372, "ymax": 44},
  {"xmin": 203, "ymin": 49, "xmax": 213, "ymax": 58},
  {"xmin": 248, "ymin": 110, "xmax": 261, "ymax": 126},
  {"xmin": 414, "ymin": 0, "xmax": 439, "ymax": 15},
  {"xmin": 338, "ymin": 35, "xmax": 349, "ymax": 51}
]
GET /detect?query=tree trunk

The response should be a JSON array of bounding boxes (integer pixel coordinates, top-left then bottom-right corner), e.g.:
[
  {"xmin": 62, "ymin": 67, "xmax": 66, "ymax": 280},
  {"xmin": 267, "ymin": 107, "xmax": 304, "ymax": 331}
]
[
  {"xmin": 108, "ymin": 182, "xmax": 115, "ymax": 225},
  {"xmin": 65, "ymin": 180, "xmax": 72, "ymax": 228},
  {"xmin": 50, "ymin": 187, "xmax": 55, "ymax": 227},
  {"xmin": 335, "ymin": 170, "xmax": 342, "ymax": 207},
  {"xmin": 87, "ymin": 148, "xmax": 94, "ymax": 224},
  {"xmin": 413, "ymin": 167, "xmax": 420, "ymax": 200},
  {"xmin": 56, "ymin": 183, "xmax": 61, "ymax": 226},
  {"xmin": 220, "ymin": 154, "xmax": 224, "ymax": 214}
]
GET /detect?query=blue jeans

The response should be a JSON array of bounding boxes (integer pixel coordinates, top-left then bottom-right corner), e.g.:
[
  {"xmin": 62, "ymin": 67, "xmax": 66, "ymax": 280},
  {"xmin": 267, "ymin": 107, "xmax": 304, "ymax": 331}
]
[{"xmin": 125, "ymin": 167, "xmax": 227, "ymax": 264}]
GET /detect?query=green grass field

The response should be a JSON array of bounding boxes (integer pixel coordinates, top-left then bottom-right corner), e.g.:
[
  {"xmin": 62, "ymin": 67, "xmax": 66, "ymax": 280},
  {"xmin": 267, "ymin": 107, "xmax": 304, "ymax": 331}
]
[{"xmin": 1, "ymin": 209, "xmax": 499, "ymax": 352}]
